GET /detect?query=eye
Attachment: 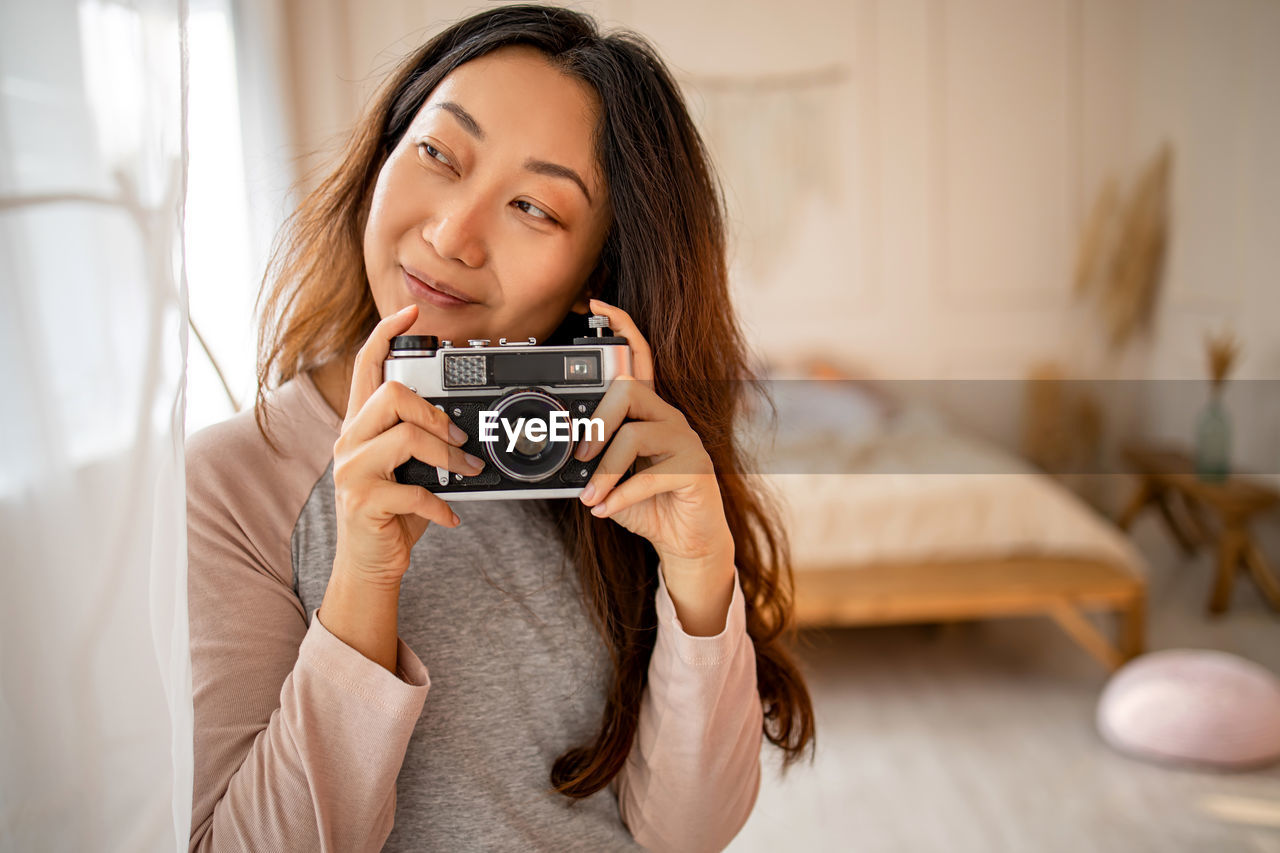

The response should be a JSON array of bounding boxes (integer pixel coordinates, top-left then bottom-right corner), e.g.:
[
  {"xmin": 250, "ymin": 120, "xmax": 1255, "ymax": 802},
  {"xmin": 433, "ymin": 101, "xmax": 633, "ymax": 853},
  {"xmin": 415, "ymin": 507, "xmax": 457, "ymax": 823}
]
[
  {"xmin": 417, "ymin": 141, "xmax": 452, "ymax": 169},
  {"xmin": 513, "ymin": 199, "xmax": 556, "ymax": 223}
]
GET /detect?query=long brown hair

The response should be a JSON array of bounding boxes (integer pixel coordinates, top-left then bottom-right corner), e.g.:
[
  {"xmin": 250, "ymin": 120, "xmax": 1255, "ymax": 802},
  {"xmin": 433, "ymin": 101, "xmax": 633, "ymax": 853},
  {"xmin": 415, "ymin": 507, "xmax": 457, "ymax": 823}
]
[{"xmin": 255, "ymin": 4, "xmax": 814, "ymax": 798}]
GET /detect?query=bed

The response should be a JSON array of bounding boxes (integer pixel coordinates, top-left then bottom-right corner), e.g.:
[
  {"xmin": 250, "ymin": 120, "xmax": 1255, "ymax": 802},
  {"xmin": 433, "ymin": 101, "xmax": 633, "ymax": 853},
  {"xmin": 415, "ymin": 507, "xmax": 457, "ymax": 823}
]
[{"xmin": 743, "ymin": 373, "xmax": 1147, "ymax": 671}]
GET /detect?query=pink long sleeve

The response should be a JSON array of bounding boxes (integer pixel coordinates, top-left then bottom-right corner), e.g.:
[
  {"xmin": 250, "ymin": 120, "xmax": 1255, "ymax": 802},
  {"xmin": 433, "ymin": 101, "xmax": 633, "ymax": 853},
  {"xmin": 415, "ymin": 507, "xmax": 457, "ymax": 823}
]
[
  {"xmin": 617, "ymin": 565, "xmax": 765, "ymax": 852},
  {"xmin": 186, "ymin": 389, "xmax": 430, "ymax": 852},
  {"xmin": 189, "ymin": 602, "xmax": 429, "ymax": 852}
]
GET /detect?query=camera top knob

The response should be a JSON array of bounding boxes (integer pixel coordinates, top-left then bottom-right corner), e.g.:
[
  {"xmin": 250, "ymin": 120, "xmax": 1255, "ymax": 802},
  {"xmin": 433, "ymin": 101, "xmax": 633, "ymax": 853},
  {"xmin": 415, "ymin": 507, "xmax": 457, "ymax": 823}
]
[
  {"xmin": 467, "ymin": 339, "xmax": 491, "ymax": 348},
  {"xmin": 573, "ymin": 314, "xmax": 627, "ymax": 347}
]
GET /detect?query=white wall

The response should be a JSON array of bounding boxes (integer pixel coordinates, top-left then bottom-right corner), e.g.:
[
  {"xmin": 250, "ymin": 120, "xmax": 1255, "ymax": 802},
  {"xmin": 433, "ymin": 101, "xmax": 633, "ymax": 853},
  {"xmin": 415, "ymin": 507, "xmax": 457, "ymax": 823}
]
[
  {"xmin": 268, "ymin": 0, "xmax": 1279, "ymax": 470},
  {"xmin": 1125, "ymin": 0, "xmax": 1280, "ymax": 477}
]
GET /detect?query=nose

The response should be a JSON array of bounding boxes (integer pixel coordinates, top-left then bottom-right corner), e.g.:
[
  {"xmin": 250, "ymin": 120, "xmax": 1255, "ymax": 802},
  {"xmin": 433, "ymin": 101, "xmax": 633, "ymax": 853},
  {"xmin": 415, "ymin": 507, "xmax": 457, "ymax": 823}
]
[{"xmin": 421, "ymin": 195, "xmax": 487, "ymax": 270}]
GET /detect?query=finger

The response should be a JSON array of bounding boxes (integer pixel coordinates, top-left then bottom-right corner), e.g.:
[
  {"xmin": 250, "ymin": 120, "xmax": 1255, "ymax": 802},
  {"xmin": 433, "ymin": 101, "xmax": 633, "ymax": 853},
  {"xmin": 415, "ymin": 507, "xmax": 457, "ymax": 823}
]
[
  {"xmin": 588, "ymin": 298, "xmax": 654, "ymax": 384},
  {"xmin": 585, "ymin": 457, "xmax": 702, "ymax": 519},
  {"xmin": 579, "ymin": 420, "xmax": 694, "ymax": 508},
  {"xmin": 345, "ymin": 304, "xmax": 419, "ymax": 426},
  {"xmin": 341, "ymin": 379, "xmax": 467, "ymax": 450},
  {"xmin": 574, "ymin": 375, "xmax": 684, "ymax": 462},
  {"xmin": 364, "ymin": 481, "xmax": 460, "ymax": 527},
  {"xmin": 344, "ymin": 421, "xmax": 484, "ymax": 480}
]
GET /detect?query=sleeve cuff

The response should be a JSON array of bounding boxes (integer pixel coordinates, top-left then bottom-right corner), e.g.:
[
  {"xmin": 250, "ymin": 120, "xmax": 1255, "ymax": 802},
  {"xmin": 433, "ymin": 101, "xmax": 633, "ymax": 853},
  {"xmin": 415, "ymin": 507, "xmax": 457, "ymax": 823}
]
[
  {"xmin": 654, "ymin": 564, "xmax": 748, "ymax": 666},
  {"xmin": 300, "ymin": 607, "xmax": 431, "ymax": 720}
]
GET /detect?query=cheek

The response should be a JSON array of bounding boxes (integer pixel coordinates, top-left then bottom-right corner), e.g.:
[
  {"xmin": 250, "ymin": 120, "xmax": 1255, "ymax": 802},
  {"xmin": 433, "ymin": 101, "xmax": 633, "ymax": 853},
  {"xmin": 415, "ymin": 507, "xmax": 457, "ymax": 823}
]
[
  {"xmin": 363, "ymin": 151, "xmax": 422, "ymax": 258},
  {"xmin": 363, "ymin": 177, "xmax": 399, "ymax": 259},
  {"xmin": 360, "ymin": 181, "xmax": 411, "ymax": 321},
  {"xmin": 499, "ymin": 236, "xmax": 592, "ymax": 307}
]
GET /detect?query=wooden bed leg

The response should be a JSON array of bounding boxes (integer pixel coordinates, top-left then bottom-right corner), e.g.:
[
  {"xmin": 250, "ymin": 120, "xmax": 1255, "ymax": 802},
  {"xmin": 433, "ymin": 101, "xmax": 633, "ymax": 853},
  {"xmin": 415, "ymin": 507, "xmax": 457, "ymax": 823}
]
[
  {"xmin": 1047, "ymin": 602, "xmax": 1125, "ymax": 671},
  {"xmin": 1118, "ymin": 597, "xmax": 1145, "ymax": 662}
]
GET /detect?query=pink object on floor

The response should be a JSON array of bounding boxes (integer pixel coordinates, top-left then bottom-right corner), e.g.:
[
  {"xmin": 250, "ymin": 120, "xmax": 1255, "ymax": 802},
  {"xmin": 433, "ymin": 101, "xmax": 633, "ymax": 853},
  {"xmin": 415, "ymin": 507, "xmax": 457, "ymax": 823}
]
[{"xmin": 1097, "ymin": 649, "xmax": 1280, "ymax": 770}]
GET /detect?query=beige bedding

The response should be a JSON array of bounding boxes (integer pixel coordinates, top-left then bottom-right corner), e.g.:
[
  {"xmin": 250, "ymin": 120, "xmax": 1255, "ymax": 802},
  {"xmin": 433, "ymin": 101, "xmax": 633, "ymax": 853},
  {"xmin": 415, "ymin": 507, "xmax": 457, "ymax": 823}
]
[{"xmin": 746, "ymin": 395, "xmax": 1145, "ymax": 577}]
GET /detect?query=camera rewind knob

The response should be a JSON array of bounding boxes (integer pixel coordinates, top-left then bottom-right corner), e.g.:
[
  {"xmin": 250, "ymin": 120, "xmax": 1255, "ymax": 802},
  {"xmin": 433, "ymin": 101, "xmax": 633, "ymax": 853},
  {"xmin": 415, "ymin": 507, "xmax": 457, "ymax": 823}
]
[
  {"xmin": 389, "ymin": 335, "xmax": 439, "ymax": 353},
  {"xmin": 573, "ymin": 315, "xmax": 627, "ymax": 347},
  {"xmin": 467, "ymin": 339, "xmax": 491, "ymax": 348},
  {"xmin": 587, "ymin": 314, "xmax": 610, "ymax": 337}
]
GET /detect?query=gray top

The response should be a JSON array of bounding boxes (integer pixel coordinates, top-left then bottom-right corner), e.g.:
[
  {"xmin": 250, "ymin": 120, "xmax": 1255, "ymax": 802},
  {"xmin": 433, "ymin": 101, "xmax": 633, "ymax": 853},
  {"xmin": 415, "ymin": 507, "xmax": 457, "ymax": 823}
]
[{"xmin": 292, "ymin": 463, "xmax": 639, "ymax": 850}]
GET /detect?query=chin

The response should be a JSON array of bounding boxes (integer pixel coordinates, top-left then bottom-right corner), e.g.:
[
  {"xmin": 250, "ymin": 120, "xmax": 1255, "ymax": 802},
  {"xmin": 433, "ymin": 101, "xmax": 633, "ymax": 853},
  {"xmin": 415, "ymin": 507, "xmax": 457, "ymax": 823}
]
[{"xmin": 406, "ymin": 313, "xmax": 483, "ymax": 343}]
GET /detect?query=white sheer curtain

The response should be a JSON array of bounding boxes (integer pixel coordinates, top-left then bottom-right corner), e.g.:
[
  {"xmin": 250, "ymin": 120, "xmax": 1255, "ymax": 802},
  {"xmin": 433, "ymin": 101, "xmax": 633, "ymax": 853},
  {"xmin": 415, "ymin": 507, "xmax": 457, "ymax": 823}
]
[{"xmin": 0, "ymin": 0, "xmax": 190, "ymax": 849}]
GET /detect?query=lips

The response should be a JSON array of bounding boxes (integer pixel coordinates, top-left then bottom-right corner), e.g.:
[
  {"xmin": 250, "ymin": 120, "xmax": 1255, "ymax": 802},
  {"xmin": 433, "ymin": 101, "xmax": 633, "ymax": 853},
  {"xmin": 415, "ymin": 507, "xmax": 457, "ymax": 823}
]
[{"xmin": 402, "ymin": 266, "xmax": 477, "ymax": 307}]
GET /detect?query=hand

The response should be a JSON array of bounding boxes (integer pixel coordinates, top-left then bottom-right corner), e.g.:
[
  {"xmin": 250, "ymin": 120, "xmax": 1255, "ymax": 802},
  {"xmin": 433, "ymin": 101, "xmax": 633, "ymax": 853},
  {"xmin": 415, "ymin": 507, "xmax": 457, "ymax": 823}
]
[
  {"xmin": 575, "ymin": 300, "xmax": 735, "ymax": 633},
  {"xmin": 330, "ymin": 304, "xmax": 484, "ymax": 589}
]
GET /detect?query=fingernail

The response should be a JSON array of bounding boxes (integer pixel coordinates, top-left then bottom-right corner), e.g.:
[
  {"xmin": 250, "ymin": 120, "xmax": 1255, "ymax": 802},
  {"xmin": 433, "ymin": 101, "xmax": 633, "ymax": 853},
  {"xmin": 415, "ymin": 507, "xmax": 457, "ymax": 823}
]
[
  {"xmin": 574, "ymin": 442, "xmax": 589, "ymax": 461},
  {"xmin": 463, "ymin": 452, "xmax": 483, "ymax": 472},
  {"xmin": 449, "ymin": 424, "xmax": 467, "ymax": 445},
  {"xmin": 580, "ymin": 483, "xmax": 596, "ymax": 503},
  {"xmin": 590, "ymin": 501, "xmax": 608, "ymax": 517},
  {"xmin": 451, "ymin": 512, "xmax": 461, "ymax": 525},
  {"xmin": 397, "ymin": 304, "xmax": 415, "ymax": 315}
]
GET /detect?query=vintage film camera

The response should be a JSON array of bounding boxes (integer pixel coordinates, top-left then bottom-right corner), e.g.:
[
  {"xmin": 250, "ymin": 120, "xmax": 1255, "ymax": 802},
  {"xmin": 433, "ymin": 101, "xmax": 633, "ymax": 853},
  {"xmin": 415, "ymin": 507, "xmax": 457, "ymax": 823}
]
[{"xmin": 383, "ymin": 315, "xmax": 631, "ymax": 500}]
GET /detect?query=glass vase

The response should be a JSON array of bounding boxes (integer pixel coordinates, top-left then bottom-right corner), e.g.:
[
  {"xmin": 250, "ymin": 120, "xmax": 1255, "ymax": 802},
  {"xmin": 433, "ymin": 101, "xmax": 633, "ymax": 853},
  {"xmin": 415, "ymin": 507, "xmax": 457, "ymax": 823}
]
[{"xmin": 1194, "ymin": 392, "xmax": 1231, "ymax": 483}]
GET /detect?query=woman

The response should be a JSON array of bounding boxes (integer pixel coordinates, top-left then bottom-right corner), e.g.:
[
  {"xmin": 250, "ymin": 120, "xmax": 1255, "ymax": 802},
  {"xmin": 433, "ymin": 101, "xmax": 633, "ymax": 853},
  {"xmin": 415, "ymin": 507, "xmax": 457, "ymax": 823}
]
[{"xmin": 187, "ymin": 6, "xmax": 813, "ymax": 851}]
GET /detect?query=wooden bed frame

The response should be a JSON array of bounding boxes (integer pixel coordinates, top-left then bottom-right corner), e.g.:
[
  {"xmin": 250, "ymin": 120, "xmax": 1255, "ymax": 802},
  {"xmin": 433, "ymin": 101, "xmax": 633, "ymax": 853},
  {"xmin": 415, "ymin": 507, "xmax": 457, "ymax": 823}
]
[{"xmin": 791, "ymin": 557, "xmax": 1147, "ymax": 671}]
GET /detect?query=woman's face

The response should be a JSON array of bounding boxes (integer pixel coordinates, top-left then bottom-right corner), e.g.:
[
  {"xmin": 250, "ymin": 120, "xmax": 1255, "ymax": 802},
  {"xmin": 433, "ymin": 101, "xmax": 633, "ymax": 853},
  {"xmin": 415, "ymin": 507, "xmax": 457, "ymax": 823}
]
[{"xmin": 363, "ymin": 46, "xmax": 611, "ymax": 345}]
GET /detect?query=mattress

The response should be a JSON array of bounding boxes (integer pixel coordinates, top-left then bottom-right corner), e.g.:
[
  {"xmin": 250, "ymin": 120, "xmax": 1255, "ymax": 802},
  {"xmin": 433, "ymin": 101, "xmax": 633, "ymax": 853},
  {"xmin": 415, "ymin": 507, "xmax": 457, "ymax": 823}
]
[{"xmin": 741, "ymin": 381, "xmax": 1146, "ymax": 576}]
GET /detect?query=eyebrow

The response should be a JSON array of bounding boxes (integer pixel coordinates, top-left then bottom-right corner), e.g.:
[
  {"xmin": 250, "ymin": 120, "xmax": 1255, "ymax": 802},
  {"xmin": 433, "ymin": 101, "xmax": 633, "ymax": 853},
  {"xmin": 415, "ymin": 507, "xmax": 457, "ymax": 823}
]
[
  {"xmin": 433, "ymin": 101, "xmax": 484, "ymax": 140},
  {"xmin": 523, "ymin": 158, "xmax": 593, "ymax": 205},
  {"xmin": 431, "ymin": 100, "xmax": 595, "ymax": 205}
]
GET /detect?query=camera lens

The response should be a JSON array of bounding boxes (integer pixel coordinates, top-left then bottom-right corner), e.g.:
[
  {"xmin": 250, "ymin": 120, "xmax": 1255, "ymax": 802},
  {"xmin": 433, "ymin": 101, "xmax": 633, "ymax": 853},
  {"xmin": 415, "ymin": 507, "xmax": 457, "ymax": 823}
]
[
  {"xmin": 510, "ymin": 431, "xmax": 549, "ymax": 457},
  {"xmin": 484, "ymin": 389, "xmax": 573, "ymax": 483}
]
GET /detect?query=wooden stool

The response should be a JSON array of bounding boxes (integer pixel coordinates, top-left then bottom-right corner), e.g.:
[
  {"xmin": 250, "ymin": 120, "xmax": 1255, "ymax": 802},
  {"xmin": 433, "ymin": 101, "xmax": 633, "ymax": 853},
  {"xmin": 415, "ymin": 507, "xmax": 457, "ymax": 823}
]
[{"xmin": 1119, "ymin": 445, "xmax": 1280, "ymax": 614}]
